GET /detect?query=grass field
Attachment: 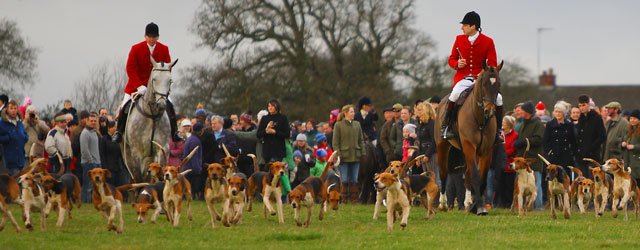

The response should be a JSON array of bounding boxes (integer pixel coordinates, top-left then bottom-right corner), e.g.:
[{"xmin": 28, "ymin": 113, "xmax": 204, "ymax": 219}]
[{"xmin": 1, "ymin": 200, "xmax": 639, "ymax": 249}]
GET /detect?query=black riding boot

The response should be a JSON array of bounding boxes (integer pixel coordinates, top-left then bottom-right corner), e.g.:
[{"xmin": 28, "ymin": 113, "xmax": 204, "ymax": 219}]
[
  {"xmin": 495, "ymin": 106, "xmax": 504, "ymax": 144},
  {"xmin": 440, "ymin": 101, "xmax": 456, "ymax": 139},
  {"xmin": 112, "ymin": 103, "xmax": 129, "ymax": 143},
  {"xmin": 166, "ymin": 100, "xmax": 183, "ymax": 142}
]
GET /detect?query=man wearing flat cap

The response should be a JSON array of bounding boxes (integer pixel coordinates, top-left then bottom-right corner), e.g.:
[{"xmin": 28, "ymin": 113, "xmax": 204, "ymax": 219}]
[
  {"xmin": 604, "ymin": 101, "xmax": 628, "ymax": 160},
  {"xmin": 113, "ymin": 22, "xmax": 181, "ymax": 143},
  {"xmin": 575, "ymin": 95, "xmax": 606, "ymax": 177},
  {"xmin": 44, "ymin": 112, "xmax": 73, "ymax": 174}
]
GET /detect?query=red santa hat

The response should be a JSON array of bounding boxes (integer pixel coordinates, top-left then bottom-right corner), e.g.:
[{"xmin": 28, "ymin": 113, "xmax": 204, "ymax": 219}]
[{"xmin": 535, "ymin": 101, "xmax": 546, "ymax": 111}]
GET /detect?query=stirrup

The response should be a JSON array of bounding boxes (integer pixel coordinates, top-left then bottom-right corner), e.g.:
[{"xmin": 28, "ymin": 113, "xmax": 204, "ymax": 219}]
[{"xmin": 441, "ymin": 126, "xmax": 455, "ymax": 139}]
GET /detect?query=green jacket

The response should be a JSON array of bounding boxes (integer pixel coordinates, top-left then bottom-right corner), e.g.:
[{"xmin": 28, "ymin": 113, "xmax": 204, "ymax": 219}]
[
  {"xmin": 234, "ymin": 130, "xmax": 264, "ymax": 165},
  {"xmin": 310, "ymin": 160, "xmax": 328, "ymax": 177},
  {"xmin": 623, "ymin": 130, "xmax": 640, "ymax": 179},
  {"xmin": 332, "ymin": 119, "xmax": 365, "ymax": 162},
  {"xmin": 516, "ymin": 117, "xmax": 545, "ymax": 172},
  {"xmin": 604, "ymin": 116, "xmax": 629, "ymax": 160}
]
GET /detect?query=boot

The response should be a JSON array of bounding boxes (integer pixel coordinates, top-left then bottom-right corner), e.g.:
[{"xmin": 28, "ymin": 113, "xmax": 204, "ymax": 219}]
[
  {"xmin": 350, "ymin": 184, "xmax": 360, "ymax": 204},
  {"xmin": 440, "ymin": 100, "xmax": 456, "ymax": 139},
  {"xmin": 340, "ymin": 183, "xmax": 349, "ymax": 204},
  {"xmin": 166, "ymin": 100, "xmax": 183, "ymax": 142},
  {"xmin": 112, "ymin": 102, "xmax": 129, "ymax": 143},
  {"xmin": 495, "ymin": 106, "xmax": 504, "ymax": 144}
]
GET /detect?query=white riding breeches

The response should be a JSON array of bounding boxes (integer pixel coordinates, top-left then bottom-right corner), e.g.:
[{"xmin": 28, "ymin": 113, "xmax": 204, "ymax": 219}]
[{"xmin": 448, "ymin": 78, "xmax": 502, "ymax": 106}]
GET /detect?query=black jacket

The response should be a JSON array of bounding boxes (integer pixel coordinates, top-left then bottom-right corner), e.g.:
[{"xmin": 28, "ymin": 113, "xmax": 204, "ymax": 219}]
[
  {"xmin": 416, "ymin": 120, "xmax": 436, "ymax": 159},
  {"xmin": 355, "ymin": 111, "xmax": 379, "ymax": 141},
  {"xmin": 200, "ymin": 130, "xmax": 217, "ymax": 165},
  {"xmin": 257, "ymin": 113, "xmax": 290, "ymax": 162},
  {"xmin": 543, "ymin": 119, "xmax": 577, "ymax": 167},
  {"xmin": 99, "ymin": 134, "xmax": 125, "ymax": 173},
  {"xmin": 212, "ymin": 129, "xmax": 239, "ymax": 164},
  {"xmin": 576, "ymin": 110, "xmax": 606, "ymax": 162}
]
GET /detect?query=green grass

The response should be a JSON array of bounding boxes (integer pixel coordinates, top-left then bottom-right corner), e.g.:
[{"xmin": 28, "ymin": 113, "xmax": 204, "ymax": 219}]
[{"xmin": 1, "ymin": 201, "xmax": 639, "ymax": 249}]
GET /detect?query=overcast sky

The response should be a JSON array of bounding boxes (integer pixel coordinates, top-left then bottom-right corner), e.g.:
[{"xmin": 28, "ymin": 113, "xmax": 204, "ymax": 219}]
[{"xmin": 2, "ymin": 0, "xmax": 639, "ymax": 108}]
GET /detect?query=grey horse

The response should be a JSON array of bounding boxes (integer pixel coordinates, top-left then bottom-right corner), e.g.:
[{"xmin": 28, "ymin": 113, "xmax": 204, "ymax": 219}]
[{"xmin": 121, "ymin": 57, "xmax": 177, "ymax": 183}]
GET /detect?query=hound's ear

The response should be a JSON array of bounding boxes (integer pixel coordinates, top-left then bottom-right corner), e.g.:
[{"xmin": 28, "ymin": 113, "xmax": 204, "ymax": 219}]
[
  {"xmin": 526, "ymin": 166, "xmax": 532, "ymax": 173},
  {"xmin": 132, "ymin": 203, "xmax": 137, "ymax": 208},
  {"xmin": 589, "ymin": 167, "xmax": 595, "ymax": 171},
  {"xmin": 497, "ymin": 60, "xmax": 504, "ymax": 72},
  {"xmin": 240, "ymin": 180, "xmax": 246, "ymax": 191},
  {"xmin": 105, "ymin": 169, "xmax": 112, "ymax": 179},
  {"xmin": 150, "ymin": 203, "xmax": 157, "ymax": 209},
  {"xmin": 287, "ymin": 193, "xmax": 293, "ymax": 203}
]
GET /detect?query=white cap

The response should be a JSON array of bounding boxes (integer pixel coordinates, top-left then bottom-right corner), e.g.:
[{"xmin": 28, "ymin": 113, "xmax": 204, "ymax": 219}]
[
  {"xmin": 180, "ymin": 119, "xmax": 192, "ymax": 127},
  {"xmin": 296, "ymin": 133, "xmax": 307, "ymax": 142}
]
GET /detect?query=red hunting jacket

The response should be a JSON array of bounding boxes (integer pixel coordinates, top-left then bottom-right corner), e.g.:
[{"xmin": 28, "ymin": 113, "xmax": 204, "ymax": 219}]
[
  {"xmin": 124, "ymin": 41, "xmax": 171, "ymax": 94},
  {"xmin": 448, "ymin": 32, "xmax": 497, "ymax": 86}
]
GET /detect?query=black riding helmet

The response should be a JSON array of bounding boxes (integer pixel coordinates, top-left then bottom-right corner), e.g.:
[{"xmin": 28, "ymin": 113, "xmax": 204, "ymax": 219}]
[{"xmin": 460, "ymin": 11, "xmax": 481, "ymax": 30}]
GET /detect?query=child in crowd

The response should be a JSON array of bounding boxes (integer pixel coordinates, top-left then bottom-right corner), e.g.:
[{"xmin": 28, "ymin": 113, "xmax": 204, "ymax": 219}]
[
  {"xmin": 310, "ymin": 149, "xmax": 328, "ymax": 177},
  {"xmin": 402, "ymin": 123, "xmax": 417, "ymax": 162}
]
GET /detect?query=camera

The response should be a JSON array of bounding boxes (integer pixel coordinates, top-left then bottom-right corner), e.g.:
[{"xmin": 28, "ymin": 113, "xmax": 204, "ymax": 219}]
[{"xmin": 29, "ymin": 113, "xmax": 36, "ymax": 119}]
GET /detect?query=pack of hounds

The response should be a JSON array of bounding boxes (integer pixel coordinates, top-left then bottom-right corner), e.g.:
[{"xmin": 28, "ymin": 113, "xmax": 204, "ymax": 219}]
[{"xmin": 0, "ymin": 151, "xmax": 638, "ymax": 234}]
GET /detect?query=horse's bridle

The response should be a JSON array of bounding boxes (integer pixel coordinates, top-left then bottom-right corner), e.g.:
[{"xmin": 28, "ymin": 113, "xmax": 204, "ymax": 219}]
[{"xmin": 150, "ymin": 68, "xmax": 171, "ymax": 101}]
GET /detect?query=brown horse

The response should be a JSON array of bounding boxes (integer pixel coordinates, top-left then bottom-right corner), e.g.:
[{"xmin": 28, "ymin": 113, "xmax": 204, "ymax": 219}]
[{"xmin": 435, "ymin": 61, "xmax": 504, "ymax": 215}]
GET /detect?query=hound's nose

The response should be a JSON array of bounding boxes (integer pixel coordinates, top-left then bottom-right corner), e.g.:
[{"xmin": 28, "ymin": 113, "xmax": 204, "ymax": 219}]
[
  {"xmin": 94, "ymin": 176, "xmax": 100, "ymax": 182},
  {"xmin": 279, "ymin": 170, "xmax": 285, "ymax": 176},
  {"xmin": 232, "ymin": 190, "xmax": 238, "ymax": 196},
  {"xmin": 292, "ymin": 203, "xmax": 297, "ymax": 209},
  {"xmin": 165, "ymin": 174, "xmax": 170, "ymax": 179}
]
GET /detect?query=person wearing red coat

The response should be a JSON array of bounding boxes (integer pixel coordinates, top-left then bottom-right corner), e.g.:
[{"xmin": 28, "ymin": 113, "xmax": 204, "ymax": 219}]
[
  {"xmin": 113, "ymin": 22, "xmax": 181, "ymax": 143},
  {"xmin": 441, "ymin": 11, "xmax": 504, "ymax": 142}
]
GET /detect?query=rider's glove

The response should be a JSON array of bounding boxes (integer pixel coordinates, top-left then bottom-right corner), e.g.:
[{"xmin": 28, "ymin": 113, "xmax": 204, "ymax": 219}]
[{"xmin": 136, "ymin": 85, "xmax": 148, "ymax": 95}]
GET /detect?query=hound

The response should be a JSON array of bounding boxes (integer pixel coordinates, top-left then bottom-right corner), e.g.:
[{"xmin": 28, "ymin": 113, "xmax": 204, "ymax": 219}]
[
  {"xmin": 289, "ymin": 176, "xmax": 322, "ymax": 227},
  {"xmin": 568, "ymin": 166, "xmax": 593, "ymax": 214},
  {"xmin": 545, "ymin": 164, "xmax": 571, "ymax": 219},
  {"xmin": 162, "ymin": 166, "xmax": 193, "ymax": 227},
  {"xmin": 510, "ymin": 157, "xmax": 537, "ymax": 216},
  {"xmin": 0, "ymin": 159, "xmax": 41, "ymax": 232},
  {"xmin": 374, "ymin": 172, "xmax": 411, "ymax": 232},
  {"xmin": 599, "ymin": 158, "xmax": 639, "ymax": 221},
  {"xmin": 88, "ymin": 168, "xmax": 125, "ymax": 233},
  {"xmin": 205, "ymin": 163, "xmax": 227, "ymax": 228},
  {"xmin": 373, "ymin": 156, "xmax": 424, "ymax": 220},
  {"xmin": 247, "ymin": 161, "xmax": 287, "ymax": 224},
  {"xmin": 40, "ymin": 173, "xmax": 81, "ymax": 227},
  {"xmin": 222, "ymin": 173, "xmax": 248, "ymax": 227},
  {"xmin": 585, "ymin": 158, "xmax": 613, "ymax": 217}
]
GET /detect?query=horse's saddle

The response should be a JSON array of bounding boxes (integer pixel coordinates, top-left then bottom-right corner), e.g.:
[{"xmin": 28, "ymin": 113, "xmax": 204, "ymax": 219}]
[{"xmin": 456, "ymin": 84, "xmax": 475, "ymax": 106}]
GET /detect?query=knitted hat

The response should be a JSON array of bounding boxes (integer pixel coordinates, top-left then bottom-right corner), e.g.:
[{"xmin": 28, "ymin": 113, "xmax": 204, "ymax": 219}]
[
  {"xmin": 316, "ymin": 149, "xmax": 327, "ymax": 158},
  {"xmin": 630, "ymin": 109, "xmax": 640, "ymax": 120},
  {"xmin": 521, "ymin": 101, "xmax": 535, "ymax": 115},
  {"xmin": 192, "ymin": 122, "xmax": 204, "ymax": 132},
  {"xmin": 293, "ymin": 150, "xmax": 303, "ymax": 159},
  {"xmin": 315, "ymin": 133, "xmax": 327, "ymax": 143},
  {"xmin": 296, "ymin": 133, "xmax": 307, "ymax": 142},
  {"xmin": 194, "ymin": 108, "xmax": 207, "ymax": 117},
  {"xmin": 240, "ymin": 112, "xmax": 252, "ymax": 123},
  {"xmin": 358, "ymin": 96, "xmax": 372, "ymax": 109},
  {"xmin": 402, "ymin": 123, "xmax": 416, "ymax": 134},
  {"xmin": 535, "ymin": 101, "xmax": 546, "ymax": 111}
]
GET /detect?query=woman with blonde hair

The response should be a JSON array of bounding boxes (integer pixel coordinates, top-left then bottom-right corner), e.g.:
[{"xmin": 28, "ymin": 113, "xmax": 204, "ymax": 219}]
[
  {"xmin": 333, "ymin": 104, "xmax": 365, "ymax": 203},
  {"xmin": 414, "ymin": 101, "xmax": 437, "ymax": 175}
]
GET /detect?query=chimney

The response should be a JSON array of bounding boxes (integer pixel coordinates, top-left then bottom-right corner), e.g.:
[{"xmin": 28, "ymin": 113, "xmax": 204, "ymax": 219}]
[{"xmin": 538, "ymin": 68, "xmax": 556, "ymax": 87}]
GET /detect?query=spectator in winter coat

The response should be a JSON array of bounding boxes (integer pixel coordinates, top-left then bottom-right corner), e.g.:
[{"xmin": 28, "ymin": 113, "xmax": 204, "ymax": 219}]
[
  {"xmin": 257, "ymin": 100, "xmax": 290, "ymax": 163},
  {"xmin": 183, "ymin": 122, "xmax": 204, "ymax": 199},
  {"xmin": 303, "ymin": 119, "xmax": 319, "ymax": 147},
  {"xmin": 99, "ymin": 120, "xmax": 127, "ymax": 187},
  {"xmin": 379, "ymin": 107, "xmax": 398, "ymax": 163},
  {"xmin": 575, "ymin": 95, "xmax": 606, "ymax": 177},
  {"xmin": 60, "ymin": 99, "xmax": 78, "ymax": 126},
  {"xmin": 0, "ymin": 100, "xmax": 28, "ymax": 176},
  {"xmin": 211, "ymin": 116, "xmax": 239, "ymax": 164},
  {"xmin": 391, "ymin": 106, "xmax": 417, "ymax": 160},
  {"xmin": 313, "ymin": 133, "xmax": 333, "ymax": 161},
  {"xmin": 401, "ymin": 124, "xmax": 417, "ymax": 162},
  {"xmin": 23, "ymin": 105, "xmax": 49, "ymax": 162},
  {"xmin": 354, "ymin": 96, "xmax": 379, "ymax": 144},
  {"xmin": 542, "ymin": 101, "xmax": 577, "ymax": 170},
  {"xmin": 513, "ymin": 101, "xmax": 545, "ymax": 209},
  {"xmin": 622, "ymin": 110, "xmax": 640, "ymax": 184},
  {"xmin": 80, "ymin": 113, "xmax": 101, "ymax": 202},
  {"xmin": 310, "ymin": 149, "xmax": 328, "ymax": 177},
  {"xmin": 333, "ymin": 104, "xmax": 365, "ymax": 203},
  {"xmin": 414, "ymin": 101, "xmax": 437, "ymax": 175},
  {"xmin": 168, "ymin": 119, "xmax": 190, "ymax": 166},
  {"xmin": 44, "ymin": 112, "xmax": 72, "ymax": 174},
  {"xmin": 603, "ymin": 101, "xmax": 629, "ymax": 160},
  {"xmin": 495, "ymin": 116, "xmax": 518, "ymax": 208}
]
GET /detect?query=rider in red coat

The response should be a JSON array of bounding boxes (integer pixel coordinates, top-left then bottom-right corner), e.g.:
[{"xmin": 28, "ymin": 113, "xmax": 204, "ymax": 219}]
[
  {"xmin": 113, "ymin": 23, "xmax": 181, "ymax": 143},
  {"xmin": 440, "ymin": 11, "xmax": 503, "ymax": 143}
]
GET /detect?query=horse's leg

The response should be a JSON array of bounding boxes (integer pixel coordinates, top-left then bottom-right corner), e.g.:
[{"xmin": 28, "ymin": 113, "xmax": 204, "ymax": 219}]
[
  {"xmin": 476, "ymin": 154, "xmax": 493, "ymax": 216},
  {"xmin": 436, "ymin": 142, "xmax": 450, "ymax": 211},
  {"xmin": 461, "ymin": 141, "xmax": 480, "ymax": 214}
]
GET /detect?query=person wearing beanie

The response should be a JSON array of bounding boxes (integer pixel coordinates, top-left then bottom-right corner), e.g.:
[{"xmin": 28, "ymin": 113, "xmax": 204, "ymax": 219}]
[
  {"xmin": 310, "ymin": 148, "xmax": 329, "ymax": 177},
  {"xmin": 182, "ymin": 121, "xmax": 204, "ymax": 199},
  {"xmin": 622, "ymin": 109, "xmax": 640, "ymax": 181},
  {"xmin": 113, "ymin": 22, "xmax": 182, "ymax": 144},
  {"xmin": 543, "ymin": 100, "xmax": 577, "ymax": 172},
  {"xmin": 441, "ymin": 10, "xmax": 503, "ymax": 143},
  {"xmin": 238, "ymin": 112, "xmax": 256, "ymax": 132},
  {"xmin": 603, "ymin": 101, "xmax": 629, "ymax": 160},
  {"xmin": 313, "ymin": 132, "xmax": 333, "ymax": 161},
  {"xmin": 355, "ymin": 96, "xmax": 379, "ymax": 145},
  {"xmin": 535, "ymin": 101, "xmax": 546, "ymax": 118},
  {"xmin": 401, "ymin": 123, "xmax": 417, "ymax": 162},
  {"xmin": 575, "ymin": 95, "xmax": 606, "ymax": 177},
  {"xmin": 513, "ymin": 100, "xmax": 545, "ymax": 209},
  {"xmin": 291, "ymin": 145, "xmax": 312, "ymax": 187}
]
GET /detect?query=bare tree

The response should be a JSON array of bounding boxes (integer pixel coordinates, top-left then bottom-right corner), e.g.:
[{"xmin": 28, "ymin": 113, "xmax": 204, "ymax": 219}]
[
  {"xmin": 73, "ymin": 60, "xmax": 126, "ymax": 113},
  {"xmin": 0, "ymin": 18, "xmax": 38, "ymax": 96}
]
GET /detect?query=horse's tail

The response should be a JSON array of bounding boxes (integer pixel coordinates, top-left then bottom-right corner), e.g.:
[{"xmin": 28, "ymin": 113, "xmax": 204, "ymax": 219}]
[
  {"xmin": 247, "ymin": 154, "xmax": 259, "ymax": 173},
  {"xmin": 152, "ymin": 141, "xmax": 167, "ymax": 162}
]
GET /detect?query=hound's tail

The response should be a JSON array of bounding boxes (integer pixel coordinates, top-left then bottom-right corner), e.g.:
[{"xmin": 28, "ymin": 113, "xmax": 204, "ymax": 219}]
[
  {"xmin": 116, "ymin": 183, "xmax": 150, "ymax": 192},
  {"xmin": 248, "ymin": 154, "xmax": 259, "ymax": 173},
  {"xmin": 568, "ymin": 166, "xmax": 583, "ymax": 177},
  {"xmin": 152, "ymin": 141, "xmax": 167, "ymax": 162}
]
